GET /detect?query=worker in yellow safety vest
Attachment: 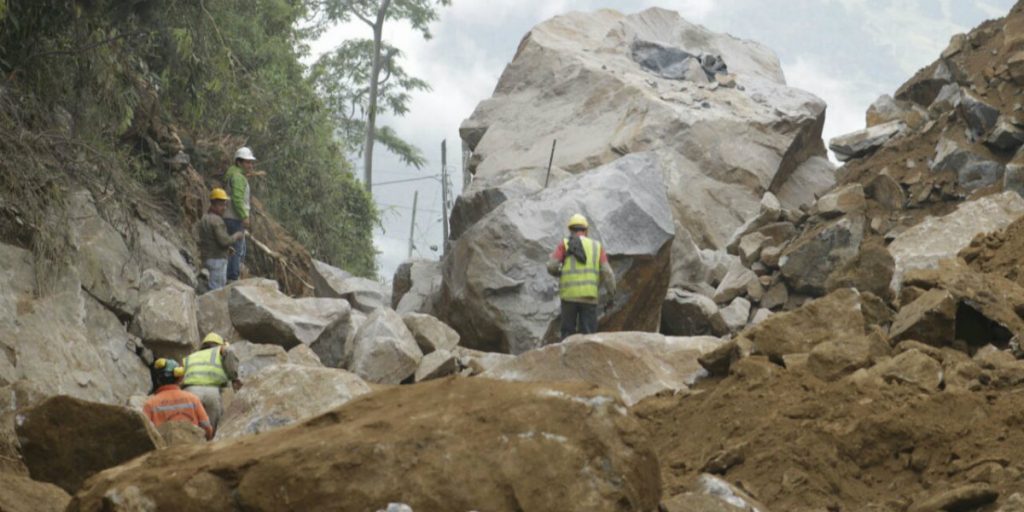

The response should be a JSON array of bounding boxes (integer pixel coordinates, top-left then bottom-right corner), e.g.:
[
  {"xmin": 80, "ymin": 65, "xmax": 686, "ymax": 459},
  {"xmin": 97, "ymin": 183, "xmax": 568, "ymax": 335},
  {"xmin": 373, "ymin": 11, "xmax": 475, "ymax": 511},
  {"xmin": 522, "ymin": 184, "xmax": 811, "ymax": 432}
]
[
  {"xmin": 546, "ymin": 213, "xmax": 616, "ymax": 340},
  {"xmin": 182, "ymin": 332, "xmax": 241, "ymax": 432}
]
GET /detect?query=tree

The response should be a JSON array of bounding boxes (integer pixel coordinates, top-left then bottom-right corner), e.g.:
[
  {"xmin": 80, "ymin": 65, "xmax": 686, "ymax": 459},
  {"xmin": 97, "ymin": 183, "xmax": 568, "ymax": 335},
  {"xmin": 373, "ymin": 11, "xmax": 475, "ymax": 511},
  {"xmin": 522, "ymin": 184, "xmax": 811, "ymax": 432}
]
[{"xmin": 312, "ymin": 0, "xmax": 451, "ymax": 195}]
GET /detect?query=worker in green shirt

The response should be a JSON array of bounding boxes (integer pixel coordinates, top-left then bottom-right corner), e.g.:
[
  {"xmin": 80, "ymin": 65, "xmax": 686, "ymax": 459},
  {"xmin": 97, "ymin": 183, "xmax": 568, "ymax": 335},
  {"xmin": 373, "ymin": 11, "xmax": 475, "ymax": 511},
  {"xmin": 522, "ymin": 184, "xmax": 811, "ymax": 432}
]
[{"xmin": 223, "ymin": 146, "xmax": 256, "ymax": 282}]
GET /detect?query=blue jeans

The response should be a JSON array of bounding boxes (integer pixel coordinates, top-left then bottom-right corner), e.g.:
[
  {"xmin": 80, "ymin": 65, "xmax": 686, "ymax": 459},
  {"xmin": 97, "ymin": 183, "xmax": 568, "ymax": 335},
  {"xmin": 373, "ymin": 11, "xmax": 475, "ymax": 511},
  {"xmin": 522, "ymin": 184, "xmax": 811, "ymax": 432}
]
[
  {"xmin": 224, "ymin": 218, "xmax": 246, "ymax": 281},
  {"xmin": 205, "ymin": 258, "xmax": 228, "ymax": 291}
]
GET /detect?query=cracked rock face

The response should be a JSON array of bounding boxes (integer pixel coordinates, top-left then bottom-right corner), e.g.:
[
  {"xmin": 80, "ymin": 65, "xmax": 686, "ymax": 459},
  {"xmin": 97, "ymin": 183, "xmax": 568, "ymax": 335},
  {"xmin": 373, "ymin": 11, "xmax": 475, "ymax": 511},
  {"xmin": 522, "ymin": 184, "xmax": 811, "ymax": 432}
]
[{"xmin": 456, "ymin": 7, "xmax": 831, "ymax": 252}]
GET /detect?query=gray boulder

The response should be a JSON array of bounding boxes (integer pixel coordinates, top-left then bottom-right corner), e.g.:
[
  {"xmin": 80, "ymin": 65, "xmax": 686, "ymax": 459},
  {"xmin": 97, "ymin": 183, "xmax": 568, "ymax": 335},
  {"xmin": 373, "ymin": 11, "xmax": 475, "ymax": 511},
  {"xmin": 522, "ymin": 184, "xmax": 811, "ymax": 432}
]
[
  {"xmin": 216, "ymin": 364, "xmax": 371, "ymax": 440},
  {"xmin": 343, "ymin": 308, "xmax": 423, "ymax": 384},
  {"xmin": 0, "ymin": 243, "xmax": 149, "ymax": 405},
  {"xmin": 888, "ymin": 191, "xmax": 1024, "ymax": 291},
  {"xmin": 661, "ymin": 288, "xmax": 727, "ymax": 336},
  {"xmin": 456, "ymin": 7, "xmax": 829, "ymax": 252},
  {"xmin": 229, "ymin": 341, "xmax": 289, "ymax": 379},
  {"xmin": 828, "ymin": 120, "xmax": 906, "ymax": 162},
  {"xmin": 931, "ymin": 137, "xmax": 1005, "ymax": 191},
  {"xmin": 391, "ymin": 259, "xmax": 443, "ymax": 314},
  {"xmin": 959, "ymin": 91, "xmax": 1000, "ymax": 138},
  {"xmin": 813, "ymin": 183, "xmax": 866, "ymax": 218},
  {"xmin": 719, "ymin": 297, "xmax": 751, "ymax": 333},
  {"xmin": 414, "ymin": 349, "xmax": 460, "ymax": 382},
  {"xmin": 438, "ymin": 153, "xmax": 674, "ymax": 354},
  {"xmin": 196, "ymin": 278, "xmax": 279, "ymax": 344},
  {"xmin": 129, "ymin": 269, "xmax": 200, "ymax": 356},
  {"xmin": 311, "ymin": 259, "xmax": 387, "ymax": 313},
  {"xmin": 68, "ymin": 189, "xmax": 140, "ymax": 317},
  {"xmin": 482, "ymin": 332, "xmax": 726, "ymax": 406},
  {"xmin": 986, "ymin": 116, "xmax": 1024, "ymax": 151},
  {"xmin": 402, "ymin": 312, "xmax": 460, "ymax": 354},
  {"xmin": 228, "ymin": 285, "xmax": 351, "ymax": 356},
  {"xmin": 780, "ymin": 215, "xmax": 865, "ymax": 295}
]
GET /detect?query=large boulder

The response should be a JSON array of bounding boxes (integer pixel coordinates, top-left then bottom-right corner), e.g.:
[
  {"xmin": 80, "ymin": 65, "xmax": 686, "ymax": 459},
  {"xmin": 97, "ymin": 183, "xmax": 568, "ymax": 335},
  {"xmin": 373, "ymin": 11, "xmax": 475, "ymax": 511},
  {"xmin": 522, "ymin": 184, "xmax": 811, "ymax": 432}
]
[
  {"xmin": 196, "ymin": 278, "xmax": 279, "ymax": 344},
  {"xmin": 0, "ymin": 243, "xmax": 149, "ymax": 405},
  {"xmin": 661, "ymin": 289, "xmax": 727, "ymax": 336},
  {"xmin": 229, "ymin": 285, "xmax": 351, "ymax": 366},
  {"xmin": 456, "ymin": 8, "xmax": 829, "ymax": 255},
  {"xmin": 311, "ymin": 259, "xmax": 387, "ymax": 313},
  {"xmin": 483, "ymin": 332, "xmax": 726, "ymax": 406},
  {"xmin": 402, "ymin": 312, "xmax": 460, "ymax": 354},
  {"xmin": 71, "ymin": 379, "xmax": 661, "ymax": 512},
  {"xmin": 888, "ymin": 191, "xmax": 1024, "ymax": 291},
  {"xmin": 16, "ymin": 396, "xmax": 163, "ymax": 494},
  {"xmin": 391, "ymin": 259, "xmax": 442, "ymax": 315},
  {"xmin": 129, "ymin": 269, "xmax": 200, "ymax": 357},
  {"xmin": 343, "ymin": 308, "xmax": 423, "ymax": 384},
  {"xmin": 780, "ymin": 215, "xmax": 865, "ymax": 295},
  {"xmin": 216, "ymin": 364, "xmax": 371, "ymax": 440},
  {"xmin": 828, "ymin": 120, "xmax": 906, "ymax": 162},
  {"xmin": 740, "ymin": 288, "xmax": 867, "ymax": 360},
  {"xmin": 229, "ymin": 341, "xmax": 289, "ymax": 379},
  {"xmin": 67, "ymin": 190, "xmax": 140, "ymax": 317},
  {"xmin": 439, "ymin": 152, "xmax": 675, "ymax": 354},
  {"xmin": 0, "ymin": 472, "xmax": 70, "ymax": 512}
]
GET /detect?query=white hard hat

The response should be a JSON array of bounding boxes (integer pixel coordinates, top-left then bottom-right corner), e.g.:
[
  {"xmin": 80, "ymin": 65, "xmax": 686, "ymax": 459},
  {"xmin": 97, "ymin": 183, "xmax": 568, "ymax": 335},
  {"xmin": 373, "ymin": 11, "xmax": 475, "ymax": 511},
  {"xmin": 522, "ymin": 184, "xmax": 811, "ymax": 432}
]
[{"xmin": 234, "ymin": 147, "xmax": 257, "ymax": 161}]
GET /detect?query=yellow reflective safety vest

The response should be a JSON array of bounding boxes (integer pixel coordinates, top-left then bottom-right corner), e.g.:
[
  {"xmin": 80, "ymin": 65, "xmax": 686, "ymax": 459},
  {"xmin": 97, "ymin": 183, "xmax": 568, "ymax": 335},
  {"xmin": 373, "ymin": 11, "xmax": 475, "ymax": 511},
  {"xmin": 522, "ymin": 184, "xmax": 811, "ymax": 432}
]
[
  {"xmin": 559, "ymin": 236, "xmax": 601, "ymax": 301},
  {"xmin": 182, "ymin": 347, "xmax": 228, "ymax": 387}
]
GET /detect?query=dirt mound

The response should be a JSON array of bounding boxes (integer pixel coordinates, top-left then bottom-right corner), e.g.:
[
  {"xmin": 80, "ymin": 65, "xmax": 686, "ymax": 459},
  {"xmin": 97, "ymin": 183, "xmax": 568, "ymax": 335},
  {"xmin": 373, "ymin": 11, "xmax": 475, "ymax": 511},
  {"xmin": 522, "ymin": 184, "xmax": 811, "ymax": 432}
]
[
  {"xmin": 962, "ymin": 215, "xmax": 1024, "ymax": 287},
  {"xmin": 70, "ymin": 377, "xmax": 660, "ymax": 512},
  {"xmin": 634, "ymin": 356, "xmax": 1024, "ymax": 511}
]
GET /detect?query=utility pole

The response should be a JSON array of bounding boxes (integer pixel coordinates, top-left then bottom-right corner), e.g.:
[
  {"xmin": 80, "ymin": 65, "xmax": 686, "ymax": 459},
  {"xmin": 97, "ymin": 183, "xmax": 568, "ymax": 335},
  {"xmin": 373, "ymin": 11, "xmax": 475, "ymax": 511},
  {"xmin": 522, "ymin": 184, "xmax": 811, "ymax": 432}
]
[
  {"xmin": 407, "ymin": 190, "xmax": 418, "ymax": 260},
  {"xmin": 441, "ymin": 139, "xmax": 449, "ymax": 256}
]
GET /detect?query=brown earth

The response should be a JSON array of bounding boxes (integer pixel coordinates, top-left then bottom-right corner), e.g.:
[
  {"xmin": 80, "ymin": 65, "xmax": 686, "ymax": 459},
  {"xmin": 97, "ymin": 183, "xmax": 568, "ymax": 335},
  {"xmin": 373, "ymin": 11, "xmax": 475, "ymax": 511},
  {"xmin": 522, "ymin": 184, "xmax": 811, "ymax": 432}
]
[
  {"xmin": 633, "ymin": 356, "xmax": 1024, "ymax": 511},
  {"xmin": 70, "ymin": 377, "xmax": 661, "ymax": 512},
  {"xmin": 963, "ymin": 215, "xmax": 1024, "ymax": 287}
]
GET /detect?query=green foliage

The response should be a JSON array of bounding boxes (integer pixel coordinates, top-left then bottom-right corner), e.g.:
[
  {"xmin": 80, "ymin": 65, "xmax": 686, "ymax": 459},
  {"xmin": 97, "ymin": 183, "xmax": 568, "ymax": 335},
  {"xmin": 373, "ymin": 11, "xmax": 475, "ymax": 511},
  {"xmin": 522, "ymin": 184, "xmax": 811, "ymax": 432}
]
[
  {"xmin": 0, "ymin": 0, "xmax": 381, "ymax": 278},
  {"xmin": 310, "ymin": 39, "xmax": 429, "ymax": 168}
]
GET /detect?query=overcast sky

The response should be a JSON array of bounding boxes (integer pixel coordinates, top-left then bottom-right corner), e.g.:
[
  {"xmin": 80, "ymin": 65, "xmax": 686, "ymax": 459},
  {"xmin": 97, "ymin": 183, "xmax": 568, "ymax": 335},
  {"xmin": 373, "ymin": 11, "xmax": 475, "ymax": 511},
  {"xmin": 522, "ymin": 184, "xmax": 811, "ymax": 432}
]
[{"xmin": 312, "ymin": 0, "xmax": 1015, "ymax": 282}]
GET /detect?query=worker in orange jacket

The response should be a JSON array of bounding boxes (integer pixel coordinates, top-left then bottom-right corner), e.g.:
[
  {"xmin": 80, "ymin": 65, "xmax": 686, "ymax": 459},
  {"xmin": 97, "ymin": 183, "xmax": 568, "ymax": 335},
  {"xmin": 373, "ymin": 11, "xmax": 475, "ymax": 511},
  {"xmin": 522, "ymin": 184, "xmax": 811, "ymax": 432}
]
[{"xmin": 142, "ymin": 358, "xmax": 214, "ymax": 440}]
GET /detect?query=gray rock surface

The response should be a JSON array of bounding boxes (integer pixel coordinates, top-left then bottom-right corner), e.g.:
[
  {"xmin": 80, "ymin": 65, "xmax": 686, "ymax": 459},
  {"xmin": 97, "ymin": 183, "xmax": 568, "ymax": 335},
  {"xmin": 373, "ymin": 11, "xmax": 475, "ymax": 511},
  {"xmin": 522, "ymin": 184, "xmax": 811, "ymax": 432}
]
[
  {"xmin": 196, "ymin": 278, "xmax": 279, "ymax": 344},
  {"xmin": 402, "ymin": 313, "xmax": 460, "ymax": 354},
  {"xmin": 439, "ymin": 153, "xmax": 674, "ymax": 354},
  {"xmin": 68, "ymin": 189, "xmax": 140, "ymax": 317},
  {"xmin": 828, "ymin": 120, "xmax": 906, "ymax": 162},
  {"xmin": 414, "ymin": 349, "xmax": 460, "ymax": 382},
  {"xmin": 216, "ymin": 364, "xmax": 372, "ymax": 440},
  {"xmin": 312, "ymin": 259, "xmax": 387, "ymax": 313},
  {"xmin": 482, "ymin": 332, "xmax": 726, "ymax": 406},
  {"xmin": 129, "ymin": 269, "xmax": 200, "ymax": 356},
  {"xmin": 456, "ymin": 7, "xmax": 829, "ymax": 255},
  {"xmin": 391, "ymin": 259, "xmax": 443, "ymax": 314},
  {"xmin": 986, "ymin": 116, "xmax": 1024, "ymax": 151},
  {"xmin": 959, "ymin": 91, "xmax": 1000, "ymax": 138},
  {"xmin": 0, "ymin": 243, "xmax": 149, "ymax": 405},
  {"xmin": 228, "ymin": 285, "xmax": 351, "ymax": 352},
  {"xmin": 931, "ymin": 137, "xmax": 1005, "ymax": 191},
  {"xmin": 343, "ymin": 308, "xmax": 423, "ymax": 384},
  {"xmin": 780, "ymin": 215, "xmax": 865, "ymax": 295},
  {"xmin": 888, "ymin": 191, "xmax": 1024, "ymax": 291},
  {"xmin": 229, "ymin": 341, "xmax": 289, "ymax": 379},
  {"xmin": 813, "ymin": 183, "xmax": 866, "ymax": 218},
  {"xmin": 661, "ymin": 289, "xmax": 727, "ymax": 336},
  {"xmin": 719, "ymin": 297, "xmax": 751, "ymax": 333}
]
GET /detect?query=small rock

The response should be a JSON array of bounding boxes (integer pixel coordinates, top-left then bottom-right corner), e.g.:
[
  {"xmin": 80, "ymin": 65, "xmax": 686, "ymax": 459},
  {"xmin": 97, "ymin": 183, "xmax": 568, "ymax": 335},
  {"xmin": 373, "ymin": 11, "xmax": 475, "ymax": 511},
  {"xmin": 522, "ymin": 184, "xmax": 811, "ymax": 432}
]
[
  {"xmin": 909, "ymin": 483, "xmax": 997, "ymax": 512},
  {"xmin": 889, "ymin": 288, "xmax": 957, "ymax": 346},
  {"xmin": 719, "ymin": 297, "xmax": 751, "ymax": 333},
  {"xmin": 414, "ymin": 349, "xmax": 460, "ymax": 382}
]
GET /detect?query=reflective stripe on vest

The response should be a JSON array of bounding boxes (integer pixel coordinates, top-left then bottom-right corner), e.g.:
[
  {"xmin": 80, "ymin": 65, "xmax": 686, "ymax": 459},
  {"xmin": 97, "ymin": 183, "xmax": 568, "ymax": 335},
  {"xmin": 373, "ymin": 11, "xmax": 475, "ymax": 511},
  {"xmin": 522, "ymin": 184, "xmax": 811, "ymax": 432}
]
[
  {"xmin": 559, "ymin": 236, "xmax": 601, "ymax": 300},
  {"xmin": 183, "ymin": 347, "xmax": 228, "ymax": 387}
]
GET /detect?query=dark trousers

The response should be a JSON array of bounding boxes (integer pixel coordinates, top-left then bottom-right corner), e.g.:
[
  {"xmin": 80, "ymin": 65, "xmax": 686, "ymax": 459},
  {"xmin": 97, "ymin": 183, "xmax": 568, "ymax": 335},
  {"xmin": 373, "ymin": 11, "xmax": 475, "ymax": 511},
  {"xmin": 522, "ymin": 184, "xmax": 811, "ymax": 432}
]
[
  {"xmin": 224, "ymin": 218, "xmax": 246, "ymax": 281},
  {"xmin": 560, "ymin": 300, "xmax": 597, "ymax": 340}
]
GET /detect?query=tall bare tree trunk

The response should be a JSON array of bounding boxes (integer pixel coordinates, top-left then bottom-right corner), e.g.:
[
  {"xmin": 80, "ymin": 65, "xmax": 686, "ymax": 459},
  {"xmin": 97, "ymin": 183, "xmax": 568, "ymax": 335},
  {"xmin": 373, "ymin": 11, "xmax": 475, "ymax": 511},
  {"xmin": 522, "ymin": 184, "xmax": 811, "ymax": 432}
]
[{"xmin": 363, "ymin": 0, "xmax": 392, "ymax": 195}]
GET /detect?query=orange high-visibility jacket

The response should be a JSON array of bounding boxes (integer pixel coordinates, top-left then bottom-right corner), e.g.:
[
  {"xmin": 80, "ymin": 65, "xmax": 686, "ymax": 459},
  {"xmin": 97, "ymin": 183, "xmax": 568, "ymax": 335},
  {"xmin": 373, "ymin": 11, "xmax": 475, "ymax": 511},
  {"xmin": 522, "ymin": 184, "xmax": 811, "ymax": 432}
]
[{"xmin": 143, "ymin": 384, "xmax": 214, "ymax": 439}]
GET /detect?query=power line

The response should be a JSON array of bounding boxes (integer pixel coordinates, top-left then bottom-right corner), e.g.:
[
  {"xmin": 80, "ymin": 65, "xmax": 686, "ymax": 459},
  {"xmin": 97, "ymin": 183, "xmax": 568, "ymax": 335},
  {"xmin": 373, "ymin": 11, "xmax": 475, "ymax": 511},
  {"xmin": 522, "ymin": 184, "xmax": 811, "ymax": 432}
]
[{"xmin": 374, "ymin": 175, "xmax": 442, "ymax": 187}]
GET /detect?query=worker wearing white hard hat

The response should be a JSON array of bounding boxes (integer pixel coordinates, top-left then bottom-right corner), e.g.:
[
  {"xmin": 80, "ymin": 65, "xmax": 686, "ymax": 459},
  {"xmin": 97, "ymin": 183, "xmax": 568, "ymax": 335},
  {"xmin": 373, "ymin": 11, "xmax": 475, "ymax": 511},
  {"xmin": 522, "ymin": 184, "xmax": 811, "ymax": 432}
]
[{"xmin": 222, "ymin": 146, "xmax": 257, "ymax": 282}]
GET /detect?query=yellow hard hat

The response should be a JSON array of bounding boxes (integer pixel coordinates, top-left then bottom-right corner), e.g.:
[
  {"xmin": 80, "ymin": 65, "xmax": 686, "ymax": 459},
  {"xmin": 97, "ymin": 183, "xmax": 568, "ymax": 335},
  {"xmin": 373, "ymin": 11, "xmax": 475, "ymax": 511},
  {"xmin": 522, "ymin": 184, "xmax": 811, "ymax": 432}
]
[
  {"xmin": 210, "ymin": 188, "xmax": 229, "ymax": 201},
  {"xmin": 567, "ymin": 213, "xmax": 589, "ymax": 230},
  {"xmin": 202, "ymin": 332, "xmax": 225, "ymax": 346}
]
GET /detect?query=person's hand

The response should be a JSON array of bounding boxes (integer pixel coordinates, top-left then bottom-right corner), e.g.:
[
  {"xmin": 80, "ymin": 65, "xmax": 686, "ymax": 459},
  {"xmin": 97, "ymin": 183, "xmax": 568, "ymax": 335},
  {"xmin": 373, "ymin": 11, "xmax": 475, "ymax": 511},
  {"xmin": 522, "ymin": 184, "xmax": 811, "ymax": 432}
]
[
  {"xmin": 228, "ymin": 247, "xmax": 236, "ymax": 255},
  {"xmin": 231, "ymin": 379, "xmax": 243, "ymax": 392},
  {"xmin": 242, "ymin": 217, "xmax": 251, "ymax": 229}
]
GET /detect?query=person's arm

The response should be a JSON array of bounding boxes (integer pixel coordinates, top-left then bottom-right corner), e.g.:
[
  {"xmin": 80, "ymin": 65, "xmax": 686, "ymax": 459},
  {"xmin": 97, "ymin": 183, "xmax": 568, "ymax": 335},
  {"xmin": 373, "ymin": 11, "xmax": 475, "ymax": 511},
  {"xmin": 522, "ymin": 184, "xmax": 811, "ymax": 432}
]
[
  {"xmin": 600, "ymin": 248, "xmax": 616, "ymax": 298},
  {"xmin": 222, "ymin": 347, "xmax": 242, "ymax": 390},
  {"xmin": 143, "ymin": 403, "xmax": 155, "ymax": 423},
  {"xmin": 213, "ymin": 218, "xmax": 239, "ymax": 249},
  {"xmin": 229, "ymin": 171, "xmax": 249, "ymax": 220},
  {"xmin": 547, "ymin": 242, "xmax": 566, "ymax": 277}
]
